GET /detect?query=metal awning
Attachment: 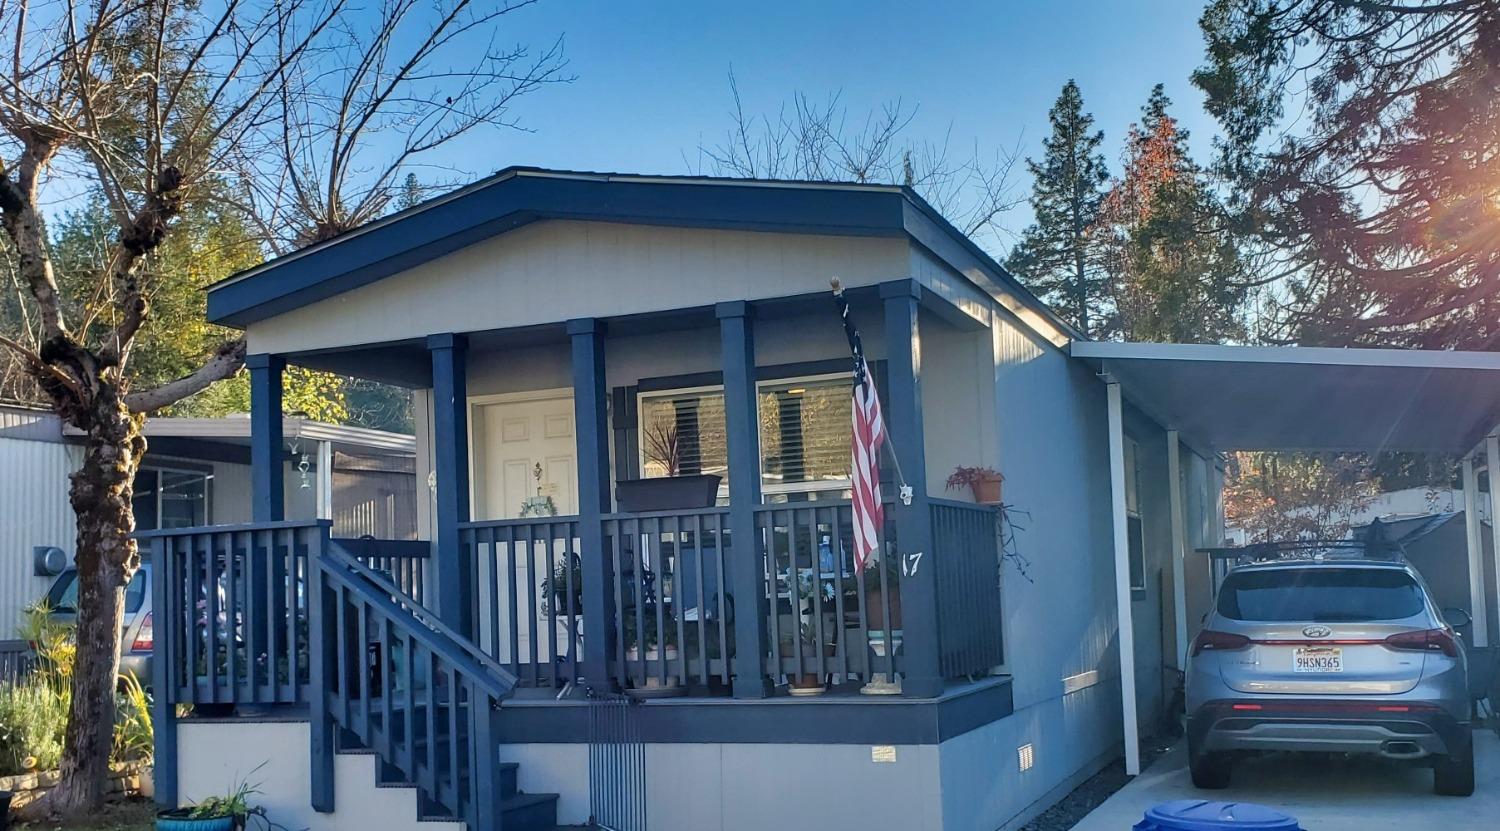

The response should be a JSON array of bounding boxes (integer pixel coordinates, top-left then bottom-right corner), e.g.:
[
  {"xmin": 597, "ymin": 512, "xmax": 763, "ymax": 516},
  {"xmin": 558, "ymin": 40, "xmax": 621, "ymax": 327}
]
[{"xmin": 1070, "ymin": 341, "xmax": 1500, "ymax": 453}]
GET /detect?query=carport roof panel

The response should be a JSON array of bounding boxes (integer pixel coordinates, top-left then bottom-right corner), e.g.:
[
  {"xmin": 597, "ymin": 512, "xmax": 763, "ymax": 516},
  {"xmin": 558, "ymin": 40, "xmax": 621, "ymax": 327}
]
[{"xmin": 1069, "ymin": 341, "xmax": 1500, "ymax": 453}]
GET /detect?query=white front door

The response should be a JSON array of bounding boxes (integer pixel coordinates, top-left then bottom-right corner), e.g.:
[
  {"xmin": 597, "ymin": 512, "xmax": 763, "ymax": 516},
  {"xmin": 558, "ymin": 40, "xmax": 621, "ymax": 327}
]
[
  {"xmin": 473, "ymin": 393, "xmax": 578, "ymax": 520},
  {"xmin": 471, "ymin": 392, "xmax": 580, "ymax": 668}
]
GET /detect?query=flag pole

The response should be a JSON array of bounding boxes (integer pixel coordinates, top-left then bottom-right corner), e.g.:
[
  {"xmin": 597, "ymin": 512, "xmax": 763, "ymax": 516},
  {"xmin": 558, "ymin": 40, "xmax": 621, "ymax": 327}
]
[{"xmin": 831, "ymin": 277, "xmax": 913, "ymax": 505}]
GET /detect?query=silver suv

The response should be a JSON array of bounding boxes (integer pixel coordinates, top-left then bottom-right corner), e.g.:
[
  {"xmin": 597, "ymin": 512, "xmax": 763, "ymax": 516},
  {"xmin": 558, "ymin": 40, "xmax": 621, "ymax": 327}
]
[
  {"xmin": 45, "ymin": 564, "xmax": 153, "ymax": 683},
  {"xmin": 1186, "ymin": 552, "xmax": 1473, "ymax": 796}
]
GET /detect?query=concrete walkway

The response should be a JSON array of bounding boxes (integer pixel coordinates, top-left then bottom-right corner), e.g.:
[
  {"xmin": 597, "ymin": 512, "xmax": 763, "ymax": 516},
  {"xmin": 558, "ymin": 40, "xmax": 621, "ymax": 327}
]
[{"xmin": 1072, "ymin": 730, "xmax": 1498, "ymax": 830}]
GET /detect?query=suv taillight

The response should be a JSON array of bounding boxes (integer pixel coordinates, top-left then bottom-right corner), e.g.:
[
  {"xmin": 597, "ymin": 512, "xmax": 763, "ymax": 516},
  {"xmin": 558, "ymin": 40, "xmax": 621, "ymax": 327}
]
[
  {"xmin": 1383, "ymin": 628, "xmax": 1458, "ymax": 658},
  {"xmin": 131, "ymin": 613, "xmax": 153, "ymax": 652},
  {"xmin": 1191, "ymin": 630, "xmax": 1250, "ymax": 656}
]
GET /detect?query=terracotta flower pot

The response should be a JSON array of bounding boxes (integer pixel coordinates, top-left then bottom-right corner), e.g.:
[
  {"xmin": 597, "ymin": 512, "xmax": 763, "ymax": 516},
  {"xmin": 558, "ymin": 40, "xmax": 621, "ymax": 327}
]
[{"xmin": 970, "ymin": 473, "xmax": 1003, "ymax": 505}]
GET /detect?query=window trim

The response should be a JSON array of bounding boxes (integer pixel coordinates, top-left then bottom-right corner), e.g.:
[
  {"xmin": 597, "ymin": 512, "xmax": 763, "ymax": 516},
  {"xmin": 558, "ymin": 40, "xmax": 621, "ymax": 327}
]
[
  {"xmin": 135, "ymin": 462, "xmax": 214, "ymax": 530},
  {"xmin": 635, "ymin": 371, "xmax": 855, "ymax": 500}
]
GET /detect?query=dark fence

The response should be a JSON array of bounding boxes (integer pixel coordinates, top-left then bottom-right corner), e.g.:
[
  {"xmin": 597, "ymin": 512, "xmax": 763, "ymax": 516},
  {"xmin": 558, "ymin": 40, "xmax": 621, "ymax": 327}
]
[
  {"xmin": 929, "ymin": 499, "xmax": 1004, "ymax": 677},
  {"xmin": 0, "ymin": 640, "xmax": 36, "ymax": 684},
  {"xmin": 459, "ymin": 517, "xmax": 581, "ymax": 688}
]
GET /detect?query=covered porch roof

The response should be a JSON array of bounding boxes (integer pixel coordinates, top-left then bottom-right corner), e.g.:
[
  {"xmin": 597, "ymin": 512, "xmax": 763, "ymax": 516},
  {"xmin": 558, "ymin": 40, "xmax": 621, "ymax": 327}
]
[{"xmin": 1070, "ymin": 341, "xmax": 1500, "ymax": 454}]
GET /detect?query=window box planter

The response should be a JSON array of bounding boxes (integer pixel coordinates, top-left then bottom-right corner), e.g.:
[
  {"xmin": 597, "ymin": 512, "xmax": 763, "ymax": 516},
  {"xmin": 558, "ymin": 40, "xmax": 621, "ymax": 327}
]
[{"xmin": 615, "ymin": 475, "xmax": 721, "ymax": 512}]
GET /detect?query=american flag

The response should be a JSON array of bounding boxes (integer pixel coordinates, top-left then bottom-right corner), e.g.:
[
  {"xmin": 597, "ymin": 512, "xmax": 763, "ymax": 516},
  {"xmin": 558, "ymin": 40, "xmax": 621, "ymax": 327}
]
[{"xmin": 833, "ymin": 282, "xmax": 885, "ymax": 571}]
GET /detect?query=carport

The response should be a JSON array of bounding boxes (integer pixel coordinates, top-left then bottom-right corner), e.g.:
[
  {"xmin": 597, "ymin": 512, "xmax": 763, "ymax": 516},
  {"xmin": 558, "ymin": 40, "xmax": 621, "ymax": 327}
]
[{"xmin": 1071, "ymin": 341, "xmax": 1500, "ymax": 775}]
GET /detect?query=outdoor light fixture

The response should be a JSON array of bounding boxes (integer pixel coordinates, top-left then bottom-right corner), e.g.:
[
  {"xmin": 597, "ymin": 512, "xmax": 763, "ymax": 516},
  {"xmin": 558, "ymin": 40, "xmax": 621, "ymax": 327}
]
[{"xmin": 1017, "ymin": 743, "xmax": 1035, "ymax": 772}]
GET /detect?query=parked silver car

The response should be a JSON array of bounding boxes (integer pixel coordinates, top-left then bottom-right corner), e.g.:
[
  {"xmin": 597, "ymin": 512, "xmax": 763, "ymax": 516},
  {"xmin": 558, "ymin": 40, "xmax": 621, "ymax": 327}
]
[
  {"xmin": 45, "ymin": 564, "xmax": 153, "ymax": 683},
  {"xmin": 1186, "ymin": 551, "xmax": 1473, "ymax": 796}
]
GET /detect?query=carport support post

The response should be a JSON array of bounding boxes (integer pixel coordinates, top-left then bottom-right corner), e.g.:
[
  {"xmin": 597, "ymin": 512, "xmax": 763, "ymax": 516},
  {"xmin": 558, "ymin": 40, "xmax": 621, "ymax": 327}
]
[
  {"xmin": 1463, "ymin": 457, "xmax": 1488, "ymax": 648},
  {"xmin": 1106, "ymin": 381, "xmax": 1141, "ymax": 776},
  {"xmin": 1167, "ymin": 430, "xmax": 1189, "ymax": 669},
  {"xmin": 1488, "ymin": 435, "xmax": 1500, "ymax": 649}
]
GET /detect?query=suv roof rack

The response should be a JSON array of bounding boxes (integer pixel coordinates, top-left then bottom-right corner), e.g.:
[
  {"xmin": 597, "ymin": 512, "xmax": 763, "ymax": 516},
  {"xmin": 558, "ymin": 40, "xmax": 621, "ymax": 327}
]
[{"xmin": 1197, "ymin": 538, "xmax": 1407, "ymax": 568}]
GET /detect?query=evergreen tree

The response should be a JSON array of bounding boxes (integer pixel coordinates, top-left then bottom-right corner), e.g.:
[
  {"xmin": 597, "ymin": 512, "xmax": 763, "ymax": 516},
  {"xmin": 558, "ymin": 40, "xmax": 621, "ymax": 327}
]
[
  {"xmin": 1194, "ymin": 1, "xmax": 1499, "ymax": 348},
  {"xmin": 1007, "ymin": 81, "xmax": 1109, "ymax": 336},
  {"xmin": 1096, "ymin": 86, "xmax": 1248, "ymax": 343}
]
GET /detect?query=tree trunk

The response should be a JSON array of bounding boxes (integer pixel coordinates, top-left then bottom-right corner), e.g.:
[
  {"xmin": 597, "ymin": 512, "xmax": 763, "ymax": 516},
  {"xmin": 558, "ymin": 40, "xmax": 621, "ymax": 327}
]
[{"xmin": 29, "ymin": 390, "xmax": 145, "ymax": 817}]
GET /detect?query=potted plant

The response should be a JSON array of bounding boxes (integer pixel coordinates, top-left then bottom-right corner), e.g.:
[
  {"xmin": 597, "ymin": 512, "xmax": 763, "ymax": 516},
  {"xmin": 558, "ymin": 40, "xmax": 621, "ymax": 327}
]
[
  {"xmin": 539, "ymin": 554, "xmax": 584, "ymax": 618},
  {"xmin": 778, "ymin": 572, "xmax": 834, "ymax": 696},
  {"xmin": 158, "ymin": 771, "xmax": 264, "ymax": 831},
  {"xmin": 622, "ymin": 608, "xmax": 682, "ymax": 698},
  {"xmin": 946, "ymin": 465, "xmax": 1004, "ymax": 505}
]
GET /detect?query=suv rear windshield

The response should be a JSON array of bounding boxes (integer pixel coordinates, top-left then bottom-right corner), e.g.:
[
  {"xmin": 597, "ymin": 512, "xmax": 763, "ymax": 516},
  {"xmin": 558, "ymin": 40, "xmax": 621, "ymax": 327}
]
[
  {"xmin": 46, "ymin": 569, "xmax": 147, "ymax": 615},
  {"xmin": 1218, "ymin": 567, "xmax": 1426, "ymax": 622}
]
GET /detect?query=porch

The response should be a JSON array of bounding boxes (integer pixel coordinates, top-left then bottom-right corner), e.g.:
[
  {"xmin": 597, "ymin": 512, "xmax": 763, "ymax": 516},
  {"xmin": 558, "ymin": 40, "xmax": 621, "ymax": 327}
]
[{"xmin": 148, "ymin": 279, "xmax": 1013, "ymax": 828}]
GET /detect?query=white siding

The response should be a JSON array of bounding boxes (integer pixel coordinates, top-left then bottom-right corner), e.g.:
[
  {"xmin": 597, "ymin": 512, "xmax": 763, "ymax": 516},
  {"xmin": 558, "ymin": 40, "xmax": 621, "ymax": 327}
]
[
  {"xmin": 247, "ymin": 221, "xmax": 912, "ymax": 355},
  {"xmin": 0, "ymin": 435, "xmax": 79, "ymax": 632}
]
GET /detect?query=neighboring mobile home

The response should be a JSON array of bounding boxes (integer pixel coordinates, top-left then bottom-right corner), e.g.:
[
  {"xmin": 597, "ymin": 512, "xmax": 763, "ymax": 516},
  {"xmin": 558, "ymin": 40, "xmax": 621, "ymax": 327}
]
[
  {"xmin": 148, "ymin": 169, "xmax": 1500, "ymax": 831},
  {"xmin": 0, "ymin": 404, "xmax": 417, "ymax": 636}
]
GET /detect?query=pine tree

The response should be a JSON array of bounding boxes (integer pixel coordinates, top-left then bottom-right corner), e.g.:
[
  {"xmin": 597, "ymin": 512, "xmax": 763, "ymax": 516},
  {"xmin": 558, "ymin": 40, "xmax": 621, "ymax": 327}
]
[
  {"xmin": 1007, "ymin": 80, "xmax": 1109, "ymax": 336},
  {"xmin": 1095, "ymin": 86, "xmax": 1247, "ymax": 343}
]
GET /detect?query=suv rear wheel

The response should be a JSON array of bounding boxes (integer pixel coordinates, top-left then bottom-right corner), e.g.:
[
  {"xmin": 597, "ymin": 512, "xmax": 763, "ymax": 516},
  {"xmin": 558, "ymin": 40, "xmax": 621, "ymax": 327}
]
[
  {"xmin": 1433, "ymin": 738, "xmax": 1474, "ymax": 797},
  {"xmin": 1188, "ymin": 742, "xmax": 1232, "ymax": 789}
]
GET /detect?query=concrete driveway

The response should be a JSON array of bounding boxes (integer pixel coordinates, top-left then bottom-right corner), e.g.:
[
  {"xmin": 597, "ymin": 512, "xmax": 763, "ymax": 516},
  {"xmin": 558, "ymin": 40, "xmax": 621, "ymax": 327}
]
[{"xmin": 1071, "ymin": 730, "xmax": 1498, "ymax": 830}]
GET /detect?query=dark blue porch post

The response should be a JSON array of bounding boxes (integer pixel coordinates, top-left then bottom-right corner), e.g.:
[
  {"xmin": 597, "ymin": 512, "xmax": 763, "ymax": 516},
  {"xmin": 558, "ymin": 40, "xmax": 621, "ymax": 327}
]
[
  {"xmin": 248, "ymin": 353, "xmax": 285, "ymax": 522},
  {"xmin": 881, "ymin": 280, "xmax": 943, "ymax": 698},
  {"xmin": 569, "ymin": 318, "xmax": 616, "ymax": 693},
  {"xmin": 247, "ymin": 353, "xmax": 287, "ymax": 718},
  {"xmin": 718, "ymin": 302, "xmax": 771, "ymax": 698},
  {"xmin": 428, "ymin": 334, "xmax": 472, "ymax": 635}
]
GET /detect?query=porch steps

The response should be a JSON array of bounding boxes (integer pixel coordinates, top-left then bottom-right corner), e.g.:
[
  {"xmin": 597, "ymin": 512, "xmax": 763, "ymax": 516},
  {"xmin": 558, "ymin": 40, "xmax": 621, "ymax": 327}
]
[{"xmin": 338, "ymin": 720, "xmax": 561, "ymax": 830}]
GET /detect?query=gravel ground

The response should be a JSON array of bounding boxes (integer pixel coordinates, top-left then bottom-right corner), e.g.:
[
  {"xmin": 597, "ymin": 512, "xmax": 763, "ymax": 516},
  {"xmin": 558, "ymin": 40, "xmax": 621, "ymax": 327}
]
[{"xmin": 1019, "ymin": 736, "xmax": 1176, "ymax": 831}]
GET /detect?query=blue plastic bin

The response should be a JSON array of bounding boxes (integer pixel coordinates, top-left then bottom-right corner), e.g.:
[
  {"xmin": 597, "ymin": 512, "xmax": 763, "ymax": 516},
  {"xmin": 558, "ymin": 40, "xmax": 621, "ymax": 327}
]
[{"xmin": 1133, "ymin": 800, "xmax": 1303, "ymax": 831}]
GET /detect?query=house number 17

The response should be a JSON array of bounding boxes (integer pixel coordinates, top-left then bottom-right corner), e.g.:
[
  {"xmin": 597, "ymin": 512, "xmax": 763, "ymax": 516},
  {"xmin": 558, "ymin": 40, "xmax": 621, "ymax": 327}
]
[{"xmin": 902, "ymin": 551, "xmax": 923, "ymax": 576}]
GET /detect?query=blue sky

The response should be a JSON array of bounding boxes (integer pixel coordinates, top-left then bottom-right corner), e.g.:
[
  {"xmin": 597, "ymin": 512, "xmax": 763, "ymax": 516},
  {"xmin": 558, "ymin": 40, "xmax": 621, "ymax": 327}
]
[{"xmin": 424, "ymin": 0, "xmax": 1218, "ymax": 251}]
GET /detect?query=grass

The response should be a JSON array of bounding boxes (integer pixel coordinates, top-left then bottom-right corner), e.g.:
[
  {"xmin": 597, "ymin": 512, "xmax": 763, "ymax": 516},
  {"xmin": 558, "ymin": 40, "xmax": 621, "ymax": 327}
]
[{"xmin": 15, "ymin": 798, "xmax": 156, "ymax": 831}]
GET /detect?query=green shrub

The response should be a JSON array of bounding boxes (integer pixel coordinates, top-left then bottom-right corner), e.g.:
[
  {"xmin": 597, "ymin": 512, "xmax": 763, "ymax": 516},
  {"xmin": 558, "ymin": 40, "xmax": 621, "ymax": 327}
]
[
  {"xmin": 0, "ymin": 680, "xmax": 67, "ymax": 775},
  {"xmin": 114, "ymin": 672, "xmax": 153, "ymax": 763},
  {"xmin": 0, "ymin": 601, "xmax": 156, "ymax": 776}
]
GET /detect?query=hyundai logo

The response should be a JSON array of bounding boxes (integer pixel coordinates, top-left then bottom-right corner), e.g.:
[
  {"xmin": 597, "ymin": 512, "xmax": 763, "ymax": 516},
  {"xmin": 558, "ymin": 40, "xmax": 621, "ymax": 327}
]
[{"xmin": 1303, "ymin": 625, "xmax": 1332, "ymax": 638}]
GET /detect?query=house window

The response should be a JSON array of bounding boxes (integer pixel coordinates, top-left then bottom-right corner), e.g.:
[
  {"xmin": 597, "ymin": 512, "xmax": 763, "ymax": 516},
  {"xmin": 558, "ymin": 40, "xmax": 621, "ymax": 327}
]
[
  {"xmin": 758, "ymin": 377, "xmax": 852, "ymax": 500},
  {"xmin": 637, "ymin": 374, "xmax": 853, "ymax": 501},
  {"xmin": 638, "ymin": 385, "xmax": 728, "ymax": 480},
  {"xmin": 1124, "ymin": 438, "xmax": 1146, "ymax": 591},
  {"xmin": 132, "ymin": 466, "xmax": 211, "ymax": 531}
]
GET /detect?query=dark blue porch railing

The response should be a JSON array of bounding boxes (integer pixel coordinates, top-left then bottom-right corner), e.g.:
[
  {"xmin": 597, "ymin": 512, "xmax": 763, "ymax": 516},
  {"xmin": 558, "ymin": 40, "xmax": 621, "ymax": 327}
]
[
  {"xmin": 754, "ymin": 502, "xmax": 900, "ymax": 687},
  {"xmin": 603, "ymin": 507, "xmax": 733, "ymax": 691},
  {"xmin": 312, "ymin": 541, "xmax": 518, "ymax": 829},
  {"xmin": 929, "ymin": 498, "xmax": 1004, "ymax": 677},
  {"xmin": 143, "ymin": 520, "xmax": 326, "ymax": 707},
  {"xmin": 456, "ymin": 499, "xmax": 1006, "ymax": 694},
  {"xmin": 460, "ymin": 516, "xmax": 582, "ymax": 688}
]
